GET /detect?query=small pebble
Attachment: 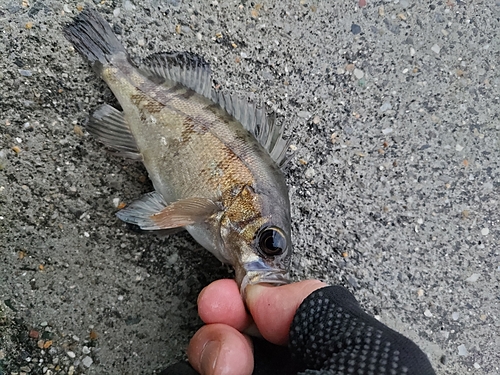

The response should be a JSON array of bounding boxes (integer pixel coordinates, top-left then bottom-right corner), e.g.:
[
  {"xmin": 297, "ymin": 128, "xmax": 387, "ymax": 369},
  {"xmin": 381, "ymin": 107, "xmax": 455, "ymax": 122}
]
[
  {"xmin": 113, "ymin": 8, "xmax": 121, "ymax": 17},
  {"xmin": 66, "ymin": 351, "xmax": 76, "ymax": 359},
  {"xmin": 29, "ymin": 330, "xmax": 39, "ymax": 339},
  {"xmin": 455, "ymin": 144, "xmax": 464, "ymax": 151},
  {"xmin": 63, "ymin": 4, "xmax": 72, "ymax": 13},
  {"xmin": 353, "ymin": 68, "xmax": 364, "ymax": 79},
  {"xmin": 89, "ymin": 329, "xmax": 99, "ymax": 340},
  {"xmin": 473, "ymin": 363, "xmax": 481, "ymax": 369},
  {"xmin": 74, "ymin": 125, "xmax": 84, "ymax": 136},
  {"xmin": 382, "ymin": 128, "xmax": 393, "ymax": 135},
  {"xmin": 82, "ymin": 356, "xmax": 93, "ymax": 368},
  {"xmin": 481, "ymin": 227, "xmax": 489, "ymax": 235},
  {"xmin": 380, "ymin": 102, "xmax": 392, "ymax": 112},
  {"xmin": 19, "ymin": 69, "xmax": 32, "ymax": 77},
  {"xmin": 167, "ymin": 253, "xmax": 179, "ymax": 265},
  {"xmin": 465, "ymin": 273, "xmax": 480, "ymax": 282},
  {"xmin": 262, "ymin": 70, "xmax": 273, "ymax": 80},
  {"xmin": 347, "ymin": 276, "xmax": 359, "ymax": 288},
  {"xmin": 457, "ymin": 344, "xmax": 468, "ymax": 356},
  {"xmin": 304, "ymin": 167, "xmax": 316, "ymax": 179},
  {"xmin": 82, "ymin": 346, "xmax": 91, "ymax": 354},
  {"xmin": 430, "ymin": 115, "xmax": 441, "ymax": 124},
  {"xmin": 297, "ymin": 111, "xmax": 312, "ymax": 119},
  {"xmin": 123, "ymin": 0, "xmax": 135, "ymax": 11},
  {"xmin": 351, "ymin": 24, "xmax": 361, "ymax": 35},
  {"xmin": 431, "ymin": 44, "xmax": 441, "ymax": 54},
  {"xmin": 424, "ymin": 309, "xmax": 433, "ymax": 317}
]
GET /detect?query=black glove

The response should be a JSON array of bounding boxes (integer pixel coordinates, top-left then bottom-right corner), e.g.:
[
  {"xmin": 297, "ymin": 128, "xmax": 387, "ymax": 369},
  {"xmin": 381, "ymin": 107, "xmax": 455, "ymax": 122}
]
[
  {"xmin": 288, "ymin": 285, "xmax": 435, "ymax": 375},
  {"xmin": 161, "ymin": 286, "xmax": 436, "ymax": 375}
]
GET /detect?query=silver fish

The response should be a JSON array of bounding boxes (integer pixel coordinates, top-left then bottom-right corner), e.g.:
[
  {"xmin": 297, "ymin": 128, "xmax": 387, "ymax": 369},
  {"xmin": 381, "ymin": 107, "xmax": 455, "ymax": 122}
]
[{"xmin": 63, "ymin": 7, "xmax": 292, "ymax": 294}]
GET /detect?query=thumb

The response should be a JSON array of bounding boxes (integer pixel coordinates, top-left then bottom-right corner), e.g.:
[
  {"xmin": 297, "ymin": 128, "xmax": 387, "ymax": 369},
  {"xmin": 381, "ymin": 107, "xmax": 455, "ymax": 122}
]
[{"xmin": 245, "ymin": 280, "xmax": 326, "ymax": 345}]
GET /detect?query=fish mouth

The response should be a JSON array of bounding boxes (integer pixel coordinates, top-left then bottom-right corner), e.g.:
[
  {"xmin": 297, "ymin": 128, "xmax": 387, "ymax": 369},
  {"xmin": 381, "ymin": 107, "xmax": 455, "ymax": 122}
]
[{"xmin": 239, "ymin": 259, "xmax": 290, "ymax": 296}]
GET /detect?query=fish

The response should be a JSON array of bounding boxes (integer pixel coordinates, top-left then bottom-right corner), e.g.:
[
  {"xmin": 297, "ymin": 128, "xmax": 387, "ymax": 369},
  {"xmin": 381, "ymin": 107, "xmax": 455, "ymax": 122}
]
[{"xmin": 63, "ymin": 7, "xmax": 292, "ymax": 294}]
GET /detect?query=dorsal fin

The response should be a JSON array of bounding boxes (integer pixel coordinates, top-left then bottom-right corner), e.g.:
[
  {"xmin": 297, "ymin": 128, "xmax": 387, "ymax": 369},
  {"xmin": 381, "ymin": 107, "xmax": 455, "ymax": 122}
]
[
  {"xmin": 212, "ymin": 91, "xmax": 291, "ymax": 167},
  {"xmin": 140, "ymin": 51, "xmax": 290, "ymax": 167},
  {"xmin": 140, "ymin": 51, "xmax": 212, "ymax": 98}
]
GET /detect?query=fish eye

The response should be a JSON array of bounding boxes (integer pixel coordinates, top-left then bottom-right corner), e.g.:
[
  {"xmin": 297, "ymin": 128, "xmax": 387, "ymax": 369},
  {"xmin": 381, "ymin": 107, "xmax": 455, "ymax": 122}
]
[{"xmin": 257, "ymin": 227, "xmax": 287, "ymax": 256}]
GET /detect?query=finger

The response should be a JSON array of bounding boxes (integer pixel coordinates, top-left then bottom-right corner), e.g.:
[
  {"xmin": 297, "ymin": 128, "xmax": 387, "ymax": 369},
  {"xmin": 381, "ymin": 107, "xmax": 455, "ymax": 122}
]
[
  {"xmin": 246, "ymin": 280, "xmax": 327, "ymax": 345},
  {"xmin": 197, "ymin": 279, "xmax": 253, "ymax": 331},
  {"xmin": 188, "ymin": 323, "xmax": 254, "ymax": 375}
]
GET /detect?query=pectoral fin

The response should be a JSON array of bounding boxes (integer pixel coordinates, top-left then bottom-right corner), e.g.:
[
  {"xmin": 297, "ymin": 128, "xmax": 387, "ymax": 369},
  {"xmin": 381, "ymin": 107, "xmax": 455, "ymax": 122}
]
[
  {"xmin": 87, "ymin": 104, "xmax": 142, "ymax": 160},
  {"xmin": 116, "ymin": 191, "xmax": 219, "ymax": 230}
]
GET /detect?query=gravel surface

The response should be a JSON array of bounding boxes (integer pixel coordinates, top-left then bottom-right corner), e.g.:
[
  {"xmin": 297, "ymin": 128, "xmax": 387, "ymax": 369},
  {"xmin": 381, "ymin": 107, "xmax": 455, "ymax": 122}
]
[{"xmin": 1, "ymin": 1, "xmax": 499, "ymax": 374}]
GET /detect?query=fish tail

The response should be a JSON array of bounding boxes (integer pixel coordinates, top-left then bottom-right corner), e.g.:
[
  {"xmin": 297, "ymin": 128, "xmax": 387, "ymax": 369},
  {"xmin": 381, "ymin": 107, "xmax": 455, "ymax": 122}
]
[{"xmin": 63, "ymin": 7, "xmax": 126, "ymax": 69}]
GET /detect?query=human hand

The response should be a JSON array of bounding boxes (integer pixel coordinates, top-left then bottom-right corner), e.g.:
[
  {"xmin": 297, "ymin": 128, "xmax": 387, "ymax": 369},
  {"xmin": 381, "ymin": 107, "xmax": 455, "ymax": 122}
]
[{"xmin": 187, "ymin": 279, "xmax": 326, "ymax": 375}]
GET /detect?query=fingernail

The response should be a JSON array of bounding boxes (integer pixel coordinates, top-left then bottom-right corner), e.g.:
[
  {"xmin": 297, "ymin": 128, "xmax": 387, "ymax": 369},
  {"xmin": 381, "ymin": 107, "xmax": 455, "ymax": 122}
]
[{"xmin": 200, "ymin": 340, "xmax": 220, "ymax": 375}]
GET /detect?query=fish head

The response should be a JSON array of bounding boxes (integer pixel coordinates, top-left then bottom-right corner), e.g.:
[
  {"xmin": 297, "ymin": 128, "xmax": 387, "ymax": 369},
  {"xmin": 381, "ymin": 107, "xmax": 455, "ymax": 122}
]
[{"xmin": 219, "ymin": 184, "xmax": 292, "ymax": 295}]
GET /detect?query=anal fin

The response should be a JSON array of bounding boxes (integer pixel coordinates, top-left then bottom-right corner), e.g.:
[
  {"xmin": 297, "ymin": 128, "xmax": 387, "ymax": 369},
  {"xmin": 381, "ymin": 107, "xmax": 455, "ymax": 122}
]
[
  {"xmin": 87, "ymin": 104, "xmax": 142, "ymax": 160},
  {"xmin": 116, "ymin": 191, "xmax": 220, "ymax": 230}
]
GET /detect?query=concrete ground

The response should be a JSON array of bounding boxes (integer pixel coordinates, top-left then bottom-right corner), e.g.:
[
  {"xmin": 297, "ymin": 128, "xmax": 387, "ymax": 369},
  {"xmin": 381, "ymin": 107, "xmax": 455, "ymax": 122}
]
[{"xmin": 1, "ymin": 0, "xmax": 499, "ymax": 374}]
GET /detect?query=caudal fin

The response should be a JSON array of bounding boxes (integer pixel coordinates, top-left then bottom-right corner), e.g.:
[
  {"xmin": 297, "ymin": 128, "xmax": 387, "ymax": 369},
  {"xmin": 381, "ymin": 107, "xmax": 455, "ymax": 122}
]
[{"xmin": 63, "ymin": 7, "xmax": 126, "ymax": 69}]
